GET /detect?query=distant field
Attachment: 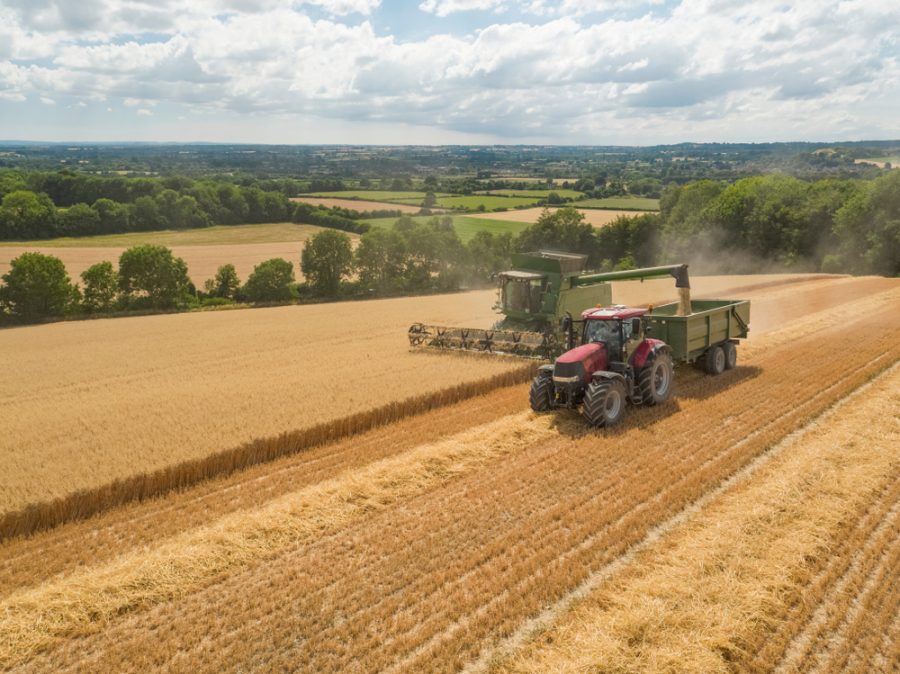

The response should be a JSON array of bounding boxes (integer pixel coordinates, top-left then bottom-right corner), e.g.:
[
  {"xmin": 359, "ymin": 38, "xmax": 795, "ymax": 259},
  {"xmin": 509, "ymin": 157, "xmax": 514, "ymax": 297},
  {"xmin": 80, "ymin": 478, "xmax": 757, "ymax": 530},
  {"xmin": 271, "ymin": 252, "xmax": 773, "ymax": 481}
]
[
  {"xmin": 362, "ymin": 214, "xmax": 528, "ymax": 241},
  {"xmin": 451, "ymin": 216, "xmax": 531, "ymax": 240},
  {"xmin": 290, "ymin": 197, "xmax": 425, "ymax": 214},
  {"xmin": 0, "ymin": 222, "xmax": 324, "ymax": 248},
  {"xmin": 0, "ymin": 223, "xmax": 353, "ymax": 284},
  {"xmin": 304, "ymin": 190, "xmax": 449, "ymax": 202},
  {"xmin": 434, "ymin": 195, "xmax": 542, "ymax": 210},
  {"xmin": 855, "ymin": 156, "xmax": 900, "ymax": 168},
  {"xmin": 302, "ymin": 190, "xmax": 546, "ymax": 212},
  {"xmin": 473, "ymin": 207, "xmax": 645, "ymax": 228},
  {"xmin": 578, "ymin": 197, "xmax": 660, "ymax": 210},
  {"xmin": 475, "ymin": 188, "xmax": 583, "ymax": 199},
  {"xmin": 497, "ymin": 177, "xmax": 578, "ymax": 185}
]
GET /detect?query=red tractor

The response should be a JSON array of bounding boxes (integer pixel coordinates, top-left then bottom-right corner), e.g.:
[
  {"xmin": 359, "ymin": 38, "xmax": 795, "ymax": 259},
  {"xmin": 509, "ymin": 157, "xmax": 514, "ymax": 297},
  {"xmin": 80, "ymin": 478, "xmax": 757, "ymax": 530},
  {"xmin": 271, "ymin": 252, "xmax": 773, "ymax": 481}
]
[
  {"xmin": 529, "ymin": 306, "xmax": 674, "ymax": 427},
  {"xmin": 529, "ymin": 291, "xmax": 750, "ymax": 427}
]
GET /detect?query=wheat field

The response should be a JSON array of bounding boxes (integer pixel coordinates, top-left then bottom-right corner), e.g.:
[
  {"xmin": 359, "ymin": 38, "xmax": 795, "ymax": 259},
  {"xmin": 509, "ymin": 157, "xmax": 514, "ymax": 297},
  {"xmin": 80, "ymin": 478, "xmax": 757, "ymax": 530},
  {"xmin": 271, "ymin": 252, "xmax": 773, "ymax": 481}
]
[
  {"xmin": 0, "ymin": 272, "xmax": 830, "ymax": 528},
  {"xmin": 0, "ymin": 273, "xmax": 897, "ymax": 672}
]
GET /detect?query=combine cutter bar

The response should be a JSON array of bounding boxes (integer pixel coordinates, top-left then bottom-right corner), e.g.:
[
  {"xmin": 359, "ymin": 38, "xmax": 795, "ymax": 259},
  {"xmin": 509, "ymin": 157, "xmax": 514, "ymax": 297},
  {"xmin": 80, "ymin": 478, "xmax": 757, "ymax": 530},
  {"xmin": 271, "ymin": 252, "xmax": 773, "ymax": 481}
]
[{"xmin": 408, "ymin": 323, "xmax": 557, "ymax": 360}]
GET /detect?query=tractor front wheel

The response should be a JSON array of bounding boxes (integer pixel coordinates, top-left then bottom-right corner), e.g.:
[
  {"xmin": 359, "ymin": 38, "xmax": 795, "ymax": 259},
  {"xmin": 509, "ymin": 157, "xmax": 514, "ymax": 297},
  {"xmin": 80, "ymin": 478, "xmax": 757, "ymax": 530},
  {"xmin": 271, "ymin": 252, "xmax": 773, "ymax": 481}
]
[
  {"xmin": 583, "ymin": 378, "xmax": 627, "ymax": 428},
  {"xmin": 638, "ymin": 353, "xmax": 674, "ymax": 406},
  {"xmin": 529, "ymin": 375, "xmax": 554, "ymax": 412}
]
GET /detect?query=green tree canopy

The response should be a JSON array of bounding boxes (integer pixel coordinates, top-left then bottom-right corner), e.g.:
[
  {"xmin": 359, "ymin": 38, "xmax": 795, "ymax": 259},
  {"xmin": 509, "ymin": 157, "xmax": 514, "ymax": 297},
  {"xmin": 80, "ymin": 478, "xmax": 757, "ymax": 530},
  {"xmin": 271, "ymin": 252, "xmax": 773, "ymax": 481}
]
[
  {"xmin": 118, "ymin": 244, "xmax": 192, "ymax": 308},
  {"xmin": 834, "ymin": 170, "xmax": 900, "ymax": 276},
  {"xmin": 0, "ymin": 190, "xmax": 58, "ymax": 239},
  {"xmin": 59, "ymin": 203, "xmax": 101, "ymax": 236},
  {"xmin": 516, "ymin": 206, "xmax": 597, "ymax": 263},
  {"xmin": 204, "ymin": 263, "xmax": 241, "ymax": 299},
  {"xmin": 355, "ymin": 228, "xmax": 407, "ymax": 293},
  {"xmin": 80, "ymin": 261, "xmax": 119, "ymax": 313},
  {"xmin": 0, "ymin": 252, "xmax": 78, "ymax": 320},
  {"xmin": 243, "ymin": 258, "xmax": 295, "ymax": 302},
  {"xmin": 301, "ymin": 229, "xmax": 353, "ymax": 296}
]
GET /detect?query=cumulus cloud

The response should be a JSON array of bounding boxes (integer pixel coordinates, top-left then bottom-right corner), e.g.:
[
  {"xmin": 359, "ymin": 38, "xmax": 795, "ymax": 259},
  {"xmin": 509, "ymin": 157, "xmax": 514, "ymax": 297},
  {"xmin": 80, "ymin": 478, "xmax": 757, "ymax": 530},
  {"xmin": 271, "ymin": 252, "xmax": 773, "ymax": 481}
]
[{"xmin": 0, "ymin": 0, "xmax": 898, "ymax": 142}]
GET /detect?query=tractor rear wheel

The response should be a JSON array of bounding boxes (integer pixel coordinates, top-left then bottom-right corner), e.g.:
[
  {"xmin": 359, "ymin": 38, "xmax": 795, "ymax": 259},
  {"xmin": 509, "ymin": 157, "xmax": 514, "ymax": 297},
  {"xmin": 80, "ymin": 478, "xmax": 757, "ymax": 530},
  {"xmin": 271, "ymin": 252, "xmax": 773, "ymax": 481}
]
[
  {"xmin": 529, "ymin": 375, "xmax": 553, "ymax": 412},
  {"xmin": 723, "ymin": 341, "xmax": 737, "ymax": 370},
  {"xmin": 638, "ymin": 353, "xmax": 674, "ymax": 406},
  {"xmin": 583, "ymin": 378, "xmax": 627, "ymax": 427},
  {"xmin": 703, "ymin": 345, "xmax": 726, "ymax": 375}
]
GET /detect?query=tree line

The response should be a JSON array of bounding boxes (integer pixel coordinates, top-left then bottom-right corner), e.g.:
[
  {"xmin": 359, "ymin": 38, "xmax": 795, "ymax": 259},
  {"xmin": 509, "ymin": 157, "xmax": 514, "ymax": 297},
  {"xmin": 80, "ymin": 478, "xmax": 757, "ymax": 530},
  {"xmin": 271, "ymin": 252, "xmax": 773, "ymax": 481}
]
[
  {"xmin": 2, "ymin": 171, "xmax": 897, "ymax": 324},
  {"xmin": 0, "ymin": 215, "xmax": 504, "ymax": 322},
  {"xmin": 520, "ymin": 171, "xmax": 899, "ymax": 277}
]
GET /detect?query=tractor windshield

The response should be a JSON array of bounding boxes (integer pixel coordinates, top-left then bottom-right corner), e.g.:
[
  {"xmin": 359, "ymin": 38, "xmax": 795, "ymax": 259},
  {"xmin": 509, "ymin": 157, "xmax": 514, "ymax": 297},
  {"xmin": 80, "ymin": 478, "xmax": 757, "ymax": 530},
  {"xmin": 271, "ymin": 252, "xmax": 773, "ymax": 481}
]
[{"xmin": 584, "ymin": 319, "xmax": 621, "ymax": 354}]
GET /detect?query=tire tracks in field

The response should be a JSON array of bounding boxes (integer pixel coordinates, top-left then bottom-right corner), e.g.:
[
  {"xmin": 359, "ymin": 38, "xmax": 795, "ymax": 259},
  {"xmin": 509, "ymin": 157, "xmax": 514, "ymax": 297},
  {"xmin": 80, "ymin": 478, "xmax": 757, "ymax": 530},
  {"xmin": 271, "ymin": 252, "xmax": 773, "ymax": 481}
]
[{"xmin": 13, "ymin": 288, "xmax": 900, "ymax": 673}]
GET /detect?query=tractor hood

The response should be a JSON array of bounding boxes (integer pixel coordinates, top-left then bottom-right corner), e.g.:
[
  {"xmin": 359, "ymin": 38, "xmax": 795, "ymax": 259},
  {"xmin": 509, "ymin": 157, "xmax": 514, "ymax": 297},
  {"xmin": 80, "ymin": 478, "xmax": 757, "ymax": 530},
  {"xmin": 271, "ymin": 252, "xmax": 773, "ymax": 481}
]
[
  {"xmin": 553, "ymin": 342, "xmax": 607, "ymax": 386},
  {"xmin": 557, "ymin": 342, "xmax": 604, "ymax": 365}
]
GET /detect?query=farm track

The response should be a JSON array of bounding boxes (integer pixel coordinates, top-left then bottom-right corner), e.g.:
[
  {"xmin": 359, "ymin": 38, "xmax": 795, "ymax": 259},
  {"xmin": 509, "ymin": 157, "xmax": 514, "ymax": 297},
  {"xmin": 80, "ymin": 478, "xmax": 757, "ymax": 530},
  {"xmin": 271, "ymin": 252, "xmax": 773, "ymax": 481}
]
[{"xmin": 7, "ymin": 283, "xmax": 899, "ymax": 673}]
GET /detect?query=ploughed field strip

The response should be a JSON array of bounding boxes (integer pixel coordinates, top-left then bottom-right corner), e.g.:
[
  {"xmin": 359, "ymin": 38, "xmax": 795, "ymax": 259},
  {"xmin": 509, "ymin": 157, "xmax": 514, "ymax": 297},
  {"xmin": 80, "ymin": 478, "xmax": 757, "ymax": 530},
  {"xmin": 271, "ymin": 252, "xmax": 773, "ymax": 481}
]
[{"xmin": 5, "ymin": 282, "xmax": 898, "ymax": 673}]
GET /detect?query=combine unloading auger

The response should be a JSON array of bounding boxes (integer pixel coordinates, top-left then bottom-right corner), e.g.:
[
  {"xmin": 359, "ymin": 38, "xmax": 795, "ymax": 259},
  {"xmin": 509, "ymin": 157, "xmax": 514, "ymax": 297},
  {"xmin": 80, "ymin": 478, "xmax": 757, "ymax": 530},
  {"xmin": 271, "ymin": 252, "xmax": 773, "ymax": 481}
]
[{"xmin": 408, "ymin": 251, "xmax": 691, "ymax": 361}]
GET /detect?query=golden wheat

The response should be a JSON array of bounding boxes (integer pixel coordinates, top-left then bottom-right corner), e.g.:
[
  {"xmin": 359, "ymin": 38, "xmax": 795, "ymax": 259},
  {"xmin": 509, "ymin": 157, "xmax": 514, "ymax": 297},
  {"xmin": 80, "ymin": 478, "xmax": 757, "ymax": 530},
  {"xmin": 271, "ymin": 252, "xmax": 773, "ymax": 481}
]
[
  {"xmin": 0, "ymin": 272, "xmax": 849, "ymax": 538},
  {"xmin": 5, "ymin": 281, "xmax": 898, "ymax": 673}
]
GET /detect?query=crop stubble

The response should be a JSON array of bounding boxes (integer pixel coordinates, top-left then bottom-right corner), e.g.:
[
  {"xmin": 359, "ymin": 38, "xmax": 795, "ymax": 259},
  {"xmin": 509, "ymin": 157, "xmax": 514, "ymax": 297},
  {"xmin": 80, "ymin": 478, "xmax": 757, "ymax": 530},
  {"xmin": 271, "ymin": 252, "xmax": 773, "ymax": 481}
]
[
  {"xmin": 497, "ymin": 364, "xmax": 900, "ymax": 674},
  {"xmin": 4, "ymin": 278, "xmax": 898, "ymax": 673}
]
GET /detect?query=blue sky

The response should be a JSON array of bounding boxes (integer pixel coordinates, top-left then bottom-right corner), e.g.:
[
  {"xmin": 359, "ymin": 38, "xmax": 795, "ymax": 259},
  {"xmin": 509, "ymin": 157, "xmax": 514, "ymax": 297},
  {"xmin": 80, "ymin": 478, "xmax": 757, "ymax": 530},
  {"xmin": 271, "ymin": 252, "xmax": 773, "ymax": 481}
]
[{"xmin": 0, "ymin": 0, "xmax": 897, "ymax": 144}]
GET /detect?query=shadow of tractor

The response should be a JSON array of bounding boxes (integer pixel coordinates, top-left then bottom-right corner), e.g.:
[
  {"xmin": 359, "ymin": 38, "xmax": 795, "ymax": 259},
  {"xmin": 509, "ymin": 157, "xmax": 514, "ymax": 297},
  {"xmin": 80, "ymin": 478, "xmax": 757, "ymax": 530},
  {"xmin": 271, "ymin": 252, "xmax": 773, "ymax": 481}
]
[{"xmin": 543, "ymin": 364, "xmax": 762, "ymax": 438}]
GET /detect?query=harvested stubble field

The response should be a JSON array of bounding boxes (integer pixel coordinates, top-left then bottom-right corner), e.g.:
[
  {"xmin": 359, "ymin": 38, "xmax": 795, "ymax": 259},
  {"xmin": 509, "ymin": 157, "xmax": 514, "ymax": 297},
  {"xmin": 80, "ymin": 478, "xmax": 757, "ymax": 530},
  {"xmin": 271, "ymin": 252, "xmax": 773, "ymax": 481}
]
[
  {"xmin": 0, "ymin": 223, "xmax": 351, "ymax": 284},
  {"xmin": 473, "ymin": 206, "xmax": 644, "ymax": 227},
  {"xmin": 1, "ymin": 273, "xmax": 898, "ymax": 673}
]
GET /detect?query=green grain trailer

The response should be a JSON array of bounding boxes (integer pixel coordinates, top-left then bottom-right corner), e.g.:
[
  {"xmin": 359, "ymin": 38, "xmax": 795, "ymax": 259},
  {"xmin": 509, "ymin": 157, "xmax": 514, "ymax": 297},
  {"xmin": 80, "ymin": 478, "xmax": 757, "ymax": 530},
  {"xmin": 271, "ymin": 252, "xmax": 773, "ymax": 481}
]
[{"xmin": 646, "ymin": 299, "xmax": 751, "ymax": 372}]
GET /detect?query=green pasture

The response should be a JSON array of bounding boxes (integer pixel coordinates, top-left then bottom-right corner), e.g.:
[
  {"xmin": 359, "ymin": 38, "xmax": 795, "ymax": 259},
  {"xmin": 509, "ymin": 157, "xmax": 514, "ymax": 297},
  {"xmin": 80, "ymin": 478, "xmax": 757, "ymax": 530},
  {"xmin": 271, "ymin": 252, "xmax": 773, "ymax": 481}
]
[
  {"xmin": 576, "ymin": 197, "xmax": 660, "ymax": 211},
  {"xmin": 361, "ymin": 214, "xmax": 529, "ymax": 242},
  {"xmin": 476, "ymin": 188, "xmax": 583, "ymax": 199},
  {"xmin": 304, "ymin": 190, "xmax": 449, "ymax": 202}
]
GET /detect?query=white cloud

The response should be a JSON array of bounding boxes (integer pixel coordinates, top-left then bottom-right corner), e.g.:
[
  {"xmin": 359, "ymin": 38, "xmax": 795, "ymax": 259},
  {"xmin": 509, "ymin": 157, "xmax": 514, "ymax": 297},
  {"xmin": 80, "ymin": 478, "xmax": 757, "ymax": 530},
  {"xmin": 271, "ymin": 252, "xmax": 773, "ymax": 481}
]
[
  {"xmin": 0, "ymin": 0, "xmax": 898, "ymax": 142},
  {"xmin": 136, "ymin": 108, "xmax": 153, "ymax": 116},
  {"xmin": 419, "ymin": 0, "xmax": 505, "ymax": 17}
]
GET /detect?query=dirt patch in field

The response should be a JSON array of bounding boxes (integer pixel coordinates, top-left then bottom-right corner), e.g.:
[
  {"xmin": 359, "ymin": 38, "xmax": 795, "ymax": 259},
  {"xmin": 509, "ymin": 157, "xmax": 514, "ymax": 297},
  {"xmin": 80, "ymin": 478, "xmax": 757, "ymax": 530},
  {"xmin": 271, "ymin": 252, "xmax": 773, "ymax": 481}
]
[{"xmin": 472, "ymin": 207, "xmax": 643, "ymax": 227}]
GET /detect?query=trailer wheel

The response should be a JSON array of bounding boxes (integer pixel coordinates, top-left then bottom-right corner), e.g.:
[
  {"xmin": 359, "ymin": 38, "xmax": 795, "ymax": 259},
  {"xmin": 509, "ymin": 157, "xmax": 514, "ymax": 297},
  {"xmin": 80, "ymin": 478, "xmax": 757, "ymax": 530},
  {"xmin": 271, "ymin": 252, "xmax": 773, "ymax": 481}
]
[
  {"xmin": 723, "ymin": 341, "xmax": 737, "ymax": 370},
  {"xmin": 639, "ymin": 353, "xmax": 674, "ymax": 406},
  {"xmin": 583, "ymin": 379, "xmax": 626, "ymax": 428},
  {"xmin": 704, "ymin": 345, "xmax": 726, "ymax": 375},
  {"xmin": 529, "ymin": 375, "xmax": 554, "ymax": 412}
]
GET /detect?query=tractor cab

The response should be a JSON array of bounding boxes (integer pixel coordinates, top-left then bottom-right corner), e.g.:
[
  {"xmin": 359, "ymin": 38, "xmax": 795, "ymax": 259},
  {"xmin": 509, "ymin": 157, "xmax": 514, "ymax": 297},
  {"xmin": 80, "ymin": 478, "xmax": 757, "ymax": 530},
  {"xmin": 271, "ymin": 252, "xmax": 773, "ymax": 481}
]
[{"xmin": 581, "ymin": 305, "xmax": 648, "ymax": 364}]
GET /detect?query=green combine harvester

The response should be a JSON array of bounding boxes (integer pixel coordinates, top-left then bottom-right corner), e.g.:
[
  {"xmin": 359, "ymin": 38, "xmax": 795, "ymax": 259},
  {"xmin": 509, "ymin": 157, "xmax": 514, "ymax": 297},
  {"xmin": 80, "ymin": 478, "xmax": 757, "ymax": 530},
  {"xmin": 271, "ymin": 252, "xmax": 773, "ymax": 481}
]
[{"xmin": 408, "ymin": 251, "xmax": 696, "ymax": 359}]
